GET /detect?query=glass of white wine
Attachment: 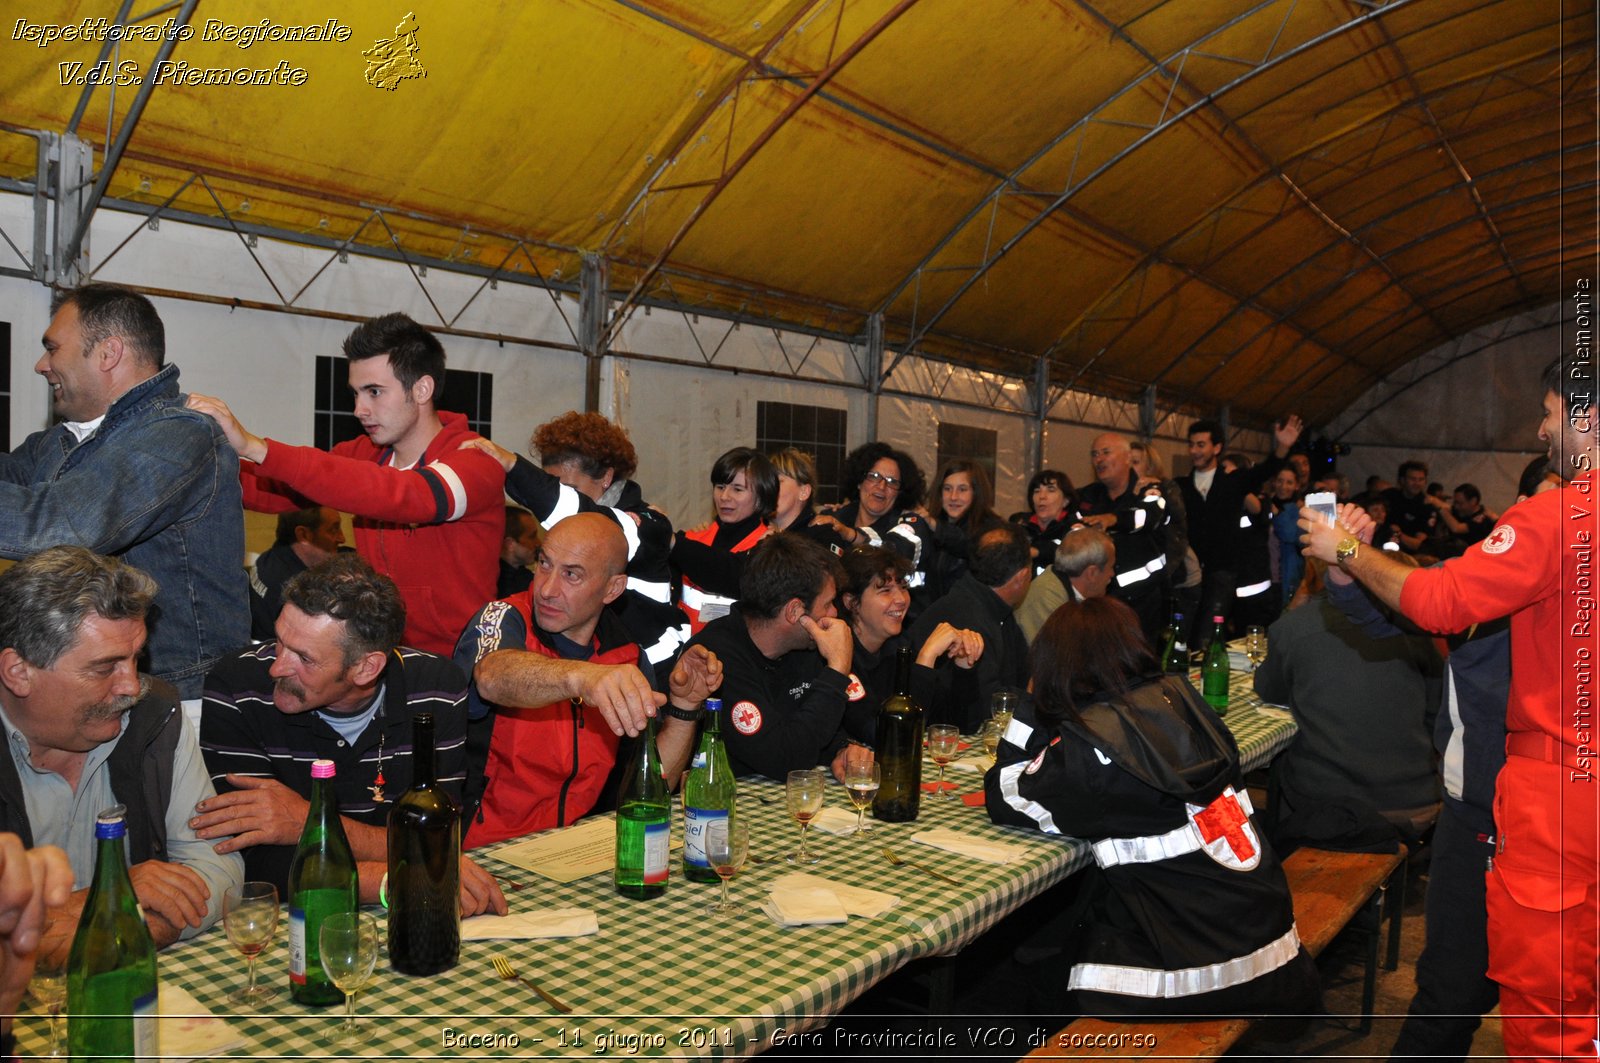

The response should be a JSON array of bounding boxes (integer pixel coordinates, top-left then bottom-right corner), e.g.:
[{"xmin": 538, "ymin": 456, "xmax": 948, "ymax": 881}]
[
  {"xmin": 319, "ymin": 911, "xmax": 379, "ymax": 1045},
  {"xmin": 704, "ymin": 816, "xmax": 749, "ymax": 914},
  {"xmin": 27, "ymin": 952, "xmax": 66, "ymax": 1057},
  {"xmin": 928, "ymin": 724, "xmax": 961, "ymax": 800},
  {"xmin": 843, "ymin": 762, "xmax": 880, "ymax": 835},
  {"xmin": 223, "ymin": 880, "xmax": 280, "ymax": 1004},
  {"xmin": 981, "ymin": 718, "xmax": 1003, "ymax": 760},
  {"xmin": 785, "ymin": 769, "xmax": 826, "ymax": 864},
  {"xmin": 989, "ymin": 691, "xmax": 1018, "ymax": 735},
  {"xmin": 1244, "ymin": 625, "xmax": 1269, "ymax": 671}
]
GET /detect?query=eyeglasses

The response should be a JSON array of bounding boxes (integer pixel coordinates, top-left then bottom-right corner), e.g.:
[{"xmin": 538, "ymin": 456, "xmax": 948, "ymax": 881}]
[{"xmin": 862, "ymin": 471, "xmax": 902, "ymax": 491}]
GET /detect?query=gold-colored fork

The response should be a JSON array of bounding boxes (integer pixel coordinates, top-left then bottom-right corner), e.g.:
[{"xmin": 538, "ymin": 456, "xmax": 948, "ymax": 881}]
[
  {"xmin": 881, "ymin": 846, "xmax": 962, "ymax": 886},
  {"xmin": 490, "ymin": 955, "xmax": 572, "ymax": 1013}
]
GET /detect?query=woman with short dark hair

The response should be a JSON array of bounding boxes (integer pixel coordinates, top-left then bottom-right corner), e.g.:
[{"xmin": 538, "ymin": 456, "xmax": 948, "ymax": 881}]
[
  {"xmin": 671, "ymin": 447, "xmax": 777, "ymax": 634},
  {"xmin": 1009, "ymin": 469, "xmax": 1075, "ymax": 576},
  {"xmin": 986, "ymin": 596, "xmax": 1317, "ymax": 1017}
]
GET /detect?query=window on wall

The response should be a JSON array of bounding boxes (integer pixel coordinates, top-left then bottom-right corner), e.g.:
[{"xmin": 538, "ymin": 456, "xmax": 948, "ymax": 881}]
[
  {"xmin": 756, "ymin": 401, "xmax": 848, "ymax": 506},
  {"xmin": 935, "ymin": 422, "xmax": 998, "ymax": 485},
  {"xmin": 314, "ymin": 356, "xmax": 492, "ymax": 451}
]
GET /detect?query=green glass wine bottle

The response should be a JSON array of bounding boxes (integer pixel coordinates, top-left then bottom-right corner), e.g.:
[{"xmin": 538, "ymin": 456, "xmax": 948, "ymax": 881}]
[
  {"xmin": 1202, "ymin": 613, "xmax": 1231, "ymax": 714},
  {"xmin": 614, "ymin": 715, "xmax": 670, "ymax": 898},
  {"xmin": 288, "ymin": 758, "xmax": 357, "ymax": 1004},
  {"xmin": 67, "ymin": 805, "xmax": 158, "ymax": 1062}
]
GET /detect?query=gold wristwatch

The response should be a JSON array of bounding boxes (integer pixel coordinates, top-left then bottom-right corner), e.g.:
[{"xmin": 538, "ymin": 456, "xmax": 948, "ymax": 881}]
[{"xmin": 1335, "ymin": 536, "xmax": 1361, "ymax": 568}]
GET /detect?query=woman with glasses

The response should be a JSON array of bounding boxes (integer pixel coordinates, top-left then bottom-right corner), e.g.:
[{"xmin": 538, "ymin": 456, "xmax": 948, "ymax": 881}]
[
  {"xmin": 806, "ymin": 442, "xmax": 936, "ymax": 608},
  {"xmin": 986, "ymin": 597, "xmax": 1317, "ymax": 1017}
]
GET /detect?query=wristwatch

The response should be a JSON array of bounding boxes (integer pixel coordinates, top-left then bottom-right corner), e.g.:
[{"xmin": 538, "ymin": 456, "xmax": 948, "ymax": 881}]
[
  {"xmin": 663, "ymin": 703, "xmax": 704, "ymax": 723},
  {"xmin": 1335, "ymin": 536, "xmax": 1361, "ymax": 568}
]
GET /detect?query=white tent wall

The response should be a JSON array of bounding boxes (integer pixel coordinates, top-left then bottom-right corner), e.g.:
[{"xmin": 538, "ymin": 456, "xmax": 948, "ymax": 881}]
[{"xmin": 1325, "ymin": 303, "xmax": 1568, "ymax": 512}]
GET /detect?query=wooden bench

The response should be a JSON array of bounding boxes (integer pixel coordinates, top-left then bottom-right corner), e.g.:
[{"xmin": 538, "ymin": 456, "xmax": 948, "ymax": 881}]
[{"xmin": 1022, "ymin": 845, "xmax": 1406, "ymax": 1060}]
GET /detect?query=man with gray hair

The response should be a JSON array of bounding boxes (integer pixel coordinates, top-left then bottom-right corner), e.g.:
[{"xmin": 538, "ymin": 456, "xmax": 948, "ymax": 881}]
[
  {"xmin": 0, "ymin": 546, "xmax": 242, "ymax": 949},
  {"xmin": 1014, "ymin": 525, "xmax": 1117, "ymax": 643},
  {"xmin": 2, "ymin": 283, "xmax": 248, "ymax": 717}
]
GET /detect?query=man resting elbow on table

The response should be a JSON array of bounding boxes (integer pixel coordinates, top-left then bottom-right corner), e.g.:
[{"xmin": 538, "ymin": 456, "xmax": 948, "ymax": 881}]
[
  {"xmin": 454, "ymin": 513, "xmax": 720, "ymax": 847},
  {"xmin": 194, "ymin": 555, "xmax": 506, "ymax": 918},
  {"xmin": 682, "ymin": 533, "xmax": 873, "ymax": 784}
]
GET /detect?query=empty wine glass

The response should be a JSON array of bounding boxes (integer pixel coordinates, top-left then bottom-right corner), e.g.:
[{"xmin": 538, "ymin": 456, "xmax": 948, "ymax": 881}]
[
  {"xmin": 319, "ymin": 911, "xmax": 379, "ymax": 1045},
  {"xmin": 704, "ymin": 816, "xmax": 749, "ymax": 914},
  {"xmin": 843, "ymin": 762, "xmax": 880, "ymax": 835},
  {"xmin": 1244, "ymin": 626, "xmax": 1269, "ymax": 671},
  {"xmin": 27, "ymin": 952, "xmax": 66, "ymax": 1057},
  {"xmin": 223, "ymin": 881, "xmax": 280, "ymax": 1004},
  {"xmin": 928, "ymin": 724, "xmax": 960, "ymax": 800},
  {"xmin": 785, "ymin": 769, "xmax": 826, "ymax": 864},
  {"xmin": 989, "ymin": 691, "xmax": 1018, "ymax": 734}
]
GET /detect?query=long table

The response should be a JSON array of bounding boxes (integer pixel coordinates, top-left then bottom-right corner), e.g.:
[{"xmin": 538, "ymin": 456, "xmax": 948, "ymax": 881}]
[{"xmin": 18, "ymin": 672, "xmax": 1294, "ymax": 1060}]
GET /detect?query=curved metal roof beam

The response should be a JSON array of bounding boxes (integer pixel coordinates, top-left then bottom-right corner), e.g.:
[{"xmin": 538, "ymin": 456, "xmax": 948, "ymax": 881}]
[
  {"xmin": 876, "ymin": 0, "xmax": 1457, "ymax": 369},
  {"xmin": 598, "ymin": 0, "xmax": 924, "ymax": 352}
]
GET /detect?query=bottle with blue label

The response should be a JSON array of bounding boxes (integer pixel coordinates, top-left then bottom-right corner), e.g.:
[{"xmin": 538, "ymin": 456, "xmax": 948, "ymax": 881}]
[
  {"xmin": 682, "ymin": 698, "xmax": 735, "ymax": 883},
  {"xmin": 68, "ymin": 805, "xmax": 158, "ymax": 1061}
]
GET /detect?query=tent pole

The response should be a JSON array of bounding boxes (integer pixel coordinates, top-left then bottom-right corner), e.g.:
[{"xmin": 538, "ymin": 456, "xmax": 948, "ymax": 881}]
[
  {"xmin": 580, "ymin": 253, "xmax": 608, "ymax": 413},
  {"xmin": 865, "ymin": 314, "xmax": 883, "ymax": 444}
]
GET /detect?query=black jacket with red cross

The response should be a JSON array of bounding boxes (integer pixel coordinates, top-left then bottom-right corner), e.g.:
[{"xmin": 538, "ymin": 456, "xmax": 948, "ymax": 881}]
[{"xmin": 985, "ymin": 674, "xmax": 1317, "ymax": 1016}]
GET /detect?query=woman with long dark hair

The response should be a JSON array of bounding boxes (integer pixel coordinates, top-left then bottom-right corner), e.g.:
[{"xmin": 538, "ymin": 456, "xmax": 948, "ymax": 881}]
[
  {"xmin": 986, "ymin": 597, "xmax": 1317, "ymax": 1017},
  {"xmin": 927, "ymin": 458, "xmax": 1005, "ymax": 598}
]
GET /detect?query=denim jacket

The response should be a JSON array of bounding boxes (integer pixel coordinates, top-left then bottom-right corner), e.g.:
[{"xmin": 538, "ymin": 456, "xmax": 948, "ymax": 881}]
[{"xmin": 0, "ymin": 365, "xmax": 249, "ymax": 698}]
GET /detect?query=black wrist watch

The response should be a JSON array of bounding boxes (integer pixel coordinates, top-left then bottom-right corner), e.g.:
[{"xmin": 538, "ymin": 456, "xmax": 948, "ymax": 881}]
[{"xmin": 663, "ymin": 704, "xmax": 704, "ymax": 723}]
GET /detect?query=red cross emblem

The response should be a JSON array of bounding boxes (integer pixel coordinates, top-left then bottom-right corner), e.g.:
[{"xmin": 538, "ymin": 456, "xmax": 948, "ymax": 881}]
[
  {"xmin": 731, "ymin": 700, "xmax": 763, "ymax": 735},
  {"xmin": 1193, "ymin": 791, "xmax": 1256, "ymax": 863}
]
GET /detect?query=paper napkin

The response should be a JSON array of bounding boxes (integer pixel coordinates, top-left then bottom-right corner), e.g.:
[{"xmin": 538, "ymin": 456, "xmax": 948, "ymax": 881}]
[
  {"xmin": 810, "ymin": 807, "xmax": 863, "ymax": 835},
  {"xmin": 763, "ymin": 885, "xmax": 850, "ymax": 926},
  {"xmin": 159, "ymin": 983, "xmax": 248, "ymax": 1062},
  {"xmin": 460, "ymin": 907, "xmax": 600, "ymax": 940},
  {"xmin": 771, "ymin": 872, "xmax": 899, "ymax": 918},
  {"xmin": 911, "ymin": 827, "xmax": 1028, "ymax": 864}
]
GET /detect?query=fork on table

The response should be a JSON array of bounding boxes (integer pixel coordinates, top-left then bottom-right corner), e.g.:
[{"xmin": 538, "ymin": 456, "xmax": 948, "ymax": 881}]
[{"xmin": 490, "ymin": 955, "xmax": 573, "ymax": 1014}]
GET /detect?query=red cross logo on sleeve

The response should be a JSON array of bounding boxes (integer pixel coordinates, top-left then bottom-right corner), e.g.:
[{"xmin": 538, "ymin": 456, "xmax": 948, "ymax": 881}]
[{"xmin": 1193, "ymin": 791, "xmax": 1256, "ymax": 863}]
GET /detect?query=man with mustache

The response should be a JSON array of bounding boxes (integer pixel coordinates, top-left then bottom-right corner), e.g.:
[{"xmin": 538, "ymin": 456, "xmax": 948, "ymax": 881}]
[
  {"xmin": 188, "ymin": 312, "xmax": 505, "ymax": 657},
  {"xmin": 0, "ymin": 546, "xmax": 243, "ymax": 948},
  {"xmin": 193, "ymin": 554, "xmax": 505, "ymax": 917}
]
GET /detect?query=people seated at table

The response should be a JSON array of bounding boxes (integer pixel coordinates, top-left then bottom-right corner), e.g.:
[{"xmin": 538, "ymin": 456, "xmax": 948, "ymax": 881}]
[
  {"xmin": 455, "ymin": 513, "xmax": 717, "ymax": 847},
  {"xmin": 0, "ymin": 547, "xmax": 243, "ymax": 947},
  {"xmin": 463, "ymin": 410, "xmax": 684, "ymax": 680},
  {"xmin": 806, "ymin": 442, "xmax": 934, "ymax": 604},
  {"xmin": 498, "ymin": 505, "xmax": 540, "ymax": 598},
  {"xmin": 768, "ymin": 447, "xmax": 818, "ymax": 533},
  {"xmin": 1013, "ymin": 525, "xmax": 1115, "ymax": 644},
  {"xmin": 671, "ymin": 447, "xmax": 777, "ymax": 634},
  {"xmin": 189, "ymin": 312, "xmax": 506, "ymax": 657},
  {"xmin": 1009, "ymin": 468, "xmax": 1075, "ymax": 576},
  {"xmin": 1253, "ymin": 556, "xmax": 1442, "ymax": 848},
  {"xmin": 837, "ymin": 546, "xmax": 983, "ymax": 745},
  {"xmin": 248, "ymin": 505, "xmax": 346, "ymax": 640},
  {"xmin": 197, "ymin": 554, "xmax": 506, "ymax": 917},
  {"xmin": 907, "ymin": 523, "xmax": 1032, "ymax": 731},
  {"xmin": 926, "ymin": 459, "xmax": 1006, "ymax": 599},
  {"xmin": 986, "ymin": 596, "xmax": 1318, "ymax": 1016},
  {"xmin": 685, "ymin": 533, "xmax": 869, "ymax": 783}
]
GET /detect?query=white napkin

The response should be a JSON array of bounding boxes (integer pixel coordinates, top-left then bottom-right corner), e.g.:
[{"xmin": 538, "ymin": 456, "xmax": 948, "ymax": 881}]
[
  {"xmin": 763, "ymin": 885, "xmax": 850, "ymax": 926},
  {"xmin": 460, "ymin": 907, "xmax": 599, "ymax": 940},
  {"xmin": 911, "ymin": 827, "xmax": 1028, "ymax": 864},
  {"xmin": 158, "ymin": 983, "xmax": 248, "ymax": 1061},
  {"xmin": 947, "ymin": 753, "xmax": 994, "ymax": 774},
  {"xmin": 771, "ymin": 872, "xmax": 899, "ymax": 918},
  {"xmin": 809, "ymin": 807, "xmax": 862, "ymax": 835}
]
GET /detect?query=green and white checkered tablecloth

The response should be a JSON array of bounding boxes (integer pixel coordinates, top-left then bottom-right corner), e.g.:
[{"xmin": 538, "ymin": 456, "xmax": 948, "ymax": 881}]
[{"xmin": 16, "ymin": 676, "xmax": 1292, "ymax": 1061}]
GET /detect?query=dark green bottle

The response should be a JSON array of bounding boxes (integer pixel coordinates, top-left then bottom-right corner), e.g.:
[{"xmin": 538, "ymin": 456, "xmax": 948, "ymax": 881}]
[
  {"xmin": 1161, "ymin": 612, "xmax": 1189, "ymax": 674},
  {"xmin": 1202, "ymin": 613, "xmax": 1231, "ymax": 714},
  {"xmin": 615, "ymin": 715, "xmax": 670, "ymax": 898},
  {"xmin": 872, "ymin": 646, "xmax": 924, "ymax": 822},
  {"xmin": 387, "ymin": 712, "xmax": 461, "ymax": 974},
  {"xmin": 67, "ymin": 806, "xmax": 158, "ymax": 1061},
  {"xmin": 288, "ymin": 759, "xmax": 357, "ymax": 1004}
]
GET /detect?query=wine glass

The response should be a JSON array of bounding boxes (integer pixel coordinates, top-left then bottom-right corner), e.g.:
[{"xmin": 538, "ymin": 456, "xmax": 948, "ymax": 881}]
[
  {"xmin": 704, "ymin": 816, "xmax": 749, "ymax": 914},
  {"xmin": 989, "ymin": 691, "xmax": 1018, "ymax": 735},
  {"xmin": 785, "ymin": 769, "xmax": 826, "ymax": 864},
  {"xmin": 1244, "ymin": 625, "xmax": 1269, "ymax": 671},
  {"xmin": 222, "ymin": 881, "xmax": 280, "ymax": 1004},
  {"xmin": 981, "ymin": 718, "xmax": 1003, "ymax": 760},
  {"xmin": 27, "ymin": 952, "xmax": 66, "ymax": 1057},
  {"xmin": 319, "ymin": 911, "xmax": 379, "ymax": 1045},
  {"xmin": 928, "ymin": 724, "xmax": 960, "ymax": 800},
  {"xmin": 843, "ymin": 762, "xmax": 880, "ymax": 835}
]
